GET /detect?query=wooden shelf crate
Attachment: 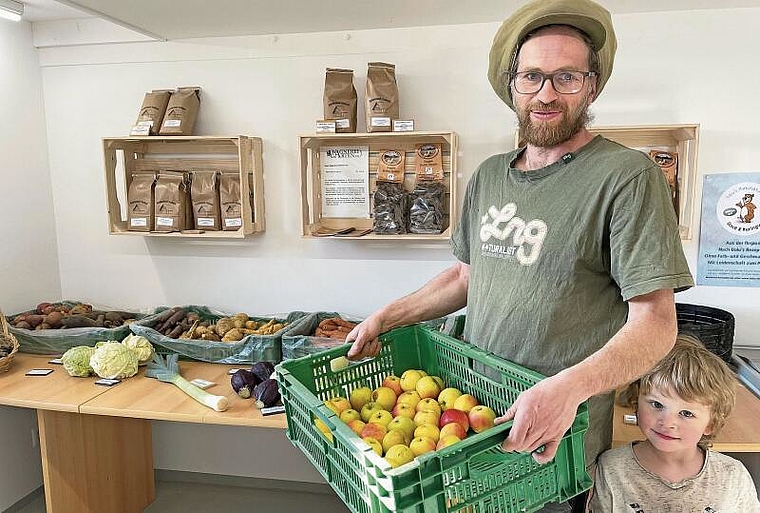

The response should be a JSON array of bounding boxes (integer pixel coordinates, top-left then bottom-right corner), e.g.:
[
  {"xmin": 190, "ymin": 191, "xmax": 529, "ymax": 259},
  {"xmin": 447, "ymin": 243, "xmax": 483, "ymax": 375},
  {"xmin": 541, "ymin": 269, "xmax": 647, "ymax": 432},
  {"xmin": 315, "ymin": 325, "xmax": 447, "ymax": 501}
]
[
  {"xmin": 299, "ymin": 131, "xmax": 458, "ymax": 240},
  {"xmin": 515, "ymin": 124, "xmax": 699, "ymax": 240},
  {"xmin": 103, "ymin": 135, "xmax": 265, "ymax": 238}
]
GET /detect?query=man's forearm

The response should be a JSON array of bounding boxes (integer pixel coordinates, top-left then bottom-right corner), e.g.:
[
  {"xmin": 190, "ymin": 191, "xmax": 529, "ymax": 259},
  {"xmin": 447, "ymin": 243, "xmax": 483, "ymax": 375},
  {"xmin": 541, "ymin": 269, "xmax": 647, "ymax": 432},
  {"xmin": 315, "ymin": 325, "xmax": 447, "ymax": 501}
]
[
  {"xmin": 375, "ymin": 262, "xmax": 469, "ymax": 332},
  {"xmin": 557, "ymin": 288, "xmax": 678, "ymax": 402}
]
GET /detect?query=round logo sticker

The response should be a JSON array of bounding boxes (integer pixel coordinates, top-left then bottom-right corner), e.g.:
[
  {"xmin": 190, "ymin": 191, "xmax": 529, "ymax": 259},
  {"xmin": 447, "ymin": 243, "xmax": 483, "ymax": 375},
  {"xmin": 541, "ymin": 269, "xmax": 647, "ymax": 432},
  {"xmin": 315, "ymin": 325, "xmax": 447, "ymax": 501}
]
[{"xmin": 715, "ymin": 182, "xmax": 760, "ymax": 236}]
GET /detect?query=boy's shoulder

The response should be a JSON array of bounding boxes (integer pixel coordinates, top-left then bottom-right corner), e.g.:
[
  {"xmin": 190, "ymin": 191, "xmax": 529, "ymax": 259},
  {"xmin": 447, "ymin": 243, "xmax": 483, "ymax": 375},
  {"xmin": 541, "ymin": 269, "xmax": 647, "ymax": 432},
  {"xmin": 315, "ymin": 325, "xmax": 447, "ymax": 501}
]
[{"xmin": 706, "ymin": 449, "xmax": 751, "ymax": 475}]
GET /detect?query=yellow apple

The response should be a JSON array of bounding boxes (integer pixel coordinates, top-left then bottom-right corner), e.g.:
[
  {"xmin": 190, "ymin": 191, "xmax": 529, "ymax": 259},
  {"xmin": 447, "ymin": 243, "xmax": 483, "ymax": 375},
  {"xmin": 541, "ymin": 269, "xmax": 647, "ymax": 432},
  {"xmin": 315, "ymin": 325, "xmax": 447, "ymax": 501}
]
[
  {"xmin": 328, "ymin": 396, "xmax": 351, "ymax": 414},
  {"xmin": 372, "ymin": 386, "xmax": 397, "ymax": 411},
  {"xmin": 436, "ymin": 434, "xmax": 461, "ymax": 450},
  {"xmin": 361, "ymin": 422, "xmax": 388, "ymax": 442},
  {"xmin": 438, "ymin": 388, "xmax": 462, "ymax": 411},
  {"xmin": 382, "ymin": 429, "xmax": 409, "ymax": 453},
  {"xmin": 414, "ymin": 410, "xmax": 440, "ymax": 427},
  {"xmin": 414, "ymin": 424, "xmax": 440, "ymax": 443},
  {"xmin": 415, "ymin": 376, "xmax": 442, "ymax": 400},
  {"xmin": 347, "ymin": 419, "xmax": 366, "ymax": 437},
  {"xmin": 439, "ymin": 421, "xmax": 467, "ymax": 440},
  {"xmin": 396, "ymin": 390, "xmax": 421, "ymax": 410},
  {"xmin": 369, "ymin": 409, "xmax": 394, "ymax": 428},
  {"xmin": 416, "ymin": 398, "xmax": 442, "ymax": 415},
  {"xmin": 409, "ymin": 436, "xmax": 437, "ymax": 456},
  {"xmin": 363, "ymin": 436, "xmax": 383, "ymax": 456},
  {"xmin": 431, "ymin": 376, "xmax": 445, "ymax": 390},
  {"xmin": 315, "ymin": 418, "xmax": 333, "ymax": 442},
  {"xmin": 417, "ymin": 369, "xmax": 428, "ymax": 377},
  {"xmin": 453, "ymin": 393, "xmax": 479, "ymax": 413},
  {"xmin": 381, "ymin": 375, "xmax": 403, "ymax": 396},
  {"xmin": 339, "ymin": 408, "xmax": 361, "ymax": 424},
  {"xmin": 384, "ymin": 444, "xmax": 415, "ymax": 468},
  {"xmin": 349, "ymin": 386, "xmax": 373, "ymax": 411},
  {"xmin": 323, "ymin": 400, "xmax": 340, "ymax": 415},
  {"xmin": 468, "ymin": 405, "xmax": 497, "ymax": 433},
  {"xmin": 387, "ymin": 416, "xmax": 416, "ymax": 440},
  {"xmin": 360, "ymin": 402, "xmax": 384, "ymax": 422},
  {"xmin": 400, "ymin": 369, "xmax": 423, "ymax": 392},
  {"xmin": 391, "ymin": 402, "xmax": 416, "ymax": 420}
]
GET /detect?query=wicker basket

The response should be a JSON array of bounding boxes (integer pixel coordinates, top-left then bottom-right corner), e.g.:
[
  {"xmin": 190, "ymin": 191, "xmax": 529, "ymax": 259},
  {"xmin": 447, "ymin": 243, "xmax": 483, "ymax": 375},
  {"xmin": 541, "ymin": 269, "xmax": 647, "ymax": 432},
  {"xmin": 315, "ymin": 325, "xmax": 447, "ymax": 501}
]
[{"xmin": 0, "ymin": 311, "xmax": 20, "ymax": 373}]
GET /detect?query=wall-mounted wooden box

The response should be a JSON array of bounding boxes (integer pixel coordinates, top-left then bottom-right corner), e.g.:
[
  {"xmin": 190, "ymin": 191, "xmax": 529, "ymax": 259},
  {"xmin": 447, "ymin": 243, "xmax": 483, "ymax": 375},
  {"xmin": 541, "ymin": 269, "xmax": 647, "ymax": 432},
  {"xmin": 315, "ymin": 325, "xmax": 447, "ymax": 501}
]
[
  {"xmin": 103, "ymin": 136, "xmax": 264, "ymax": 238},
  {"xmin": 299, "ymin": 131, "xmax": 458, "ymax": 240},
  {"xmin": 515, "ymin": 124, "xmax": 699, "ymax": 239}
]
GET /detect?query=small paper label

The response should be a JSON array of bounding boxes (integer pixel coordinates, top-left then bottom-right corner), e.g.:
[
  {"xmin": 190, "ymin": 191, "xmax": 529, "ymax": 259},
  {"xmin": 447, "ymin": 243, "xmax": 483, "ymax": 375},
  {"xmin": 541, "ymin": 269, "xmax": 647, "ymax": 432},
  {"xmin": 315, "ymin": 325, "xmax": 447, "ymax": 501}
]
[
  {"xmin": 48, "ymin": 358, "xmax": 63, "ymax": 365},
  {"xmin": 227, "ymin": 368, "xmax": 242, "ymax": 375},
  {"xmin": 26, "ymin": 369, "xmax": 54, "ymax": 376},
  {"xmin": 163, "ymin": 119, "xmax": 181, "ymax": 128},
  {"xmin": 190, "ymin": 378, "xmax": 215, "ymax": 389},
  {"xmin": 130, "ymin": 217, "xmax": 148, "ymax": 227},
  {"xmin": 370, "ymin": 117, "xmax": 391, "ymax": 127},
  {"xmin": 156, "ymin": 217, "xmax": 174, "ymax": 227},
  {"xmin": 197, "ymin": 218, "xmax": 215, "ymax": 227},
  {"xmin": 316, "ymin": 120, "xmax": 337, "ymax": 133},
  {"xmin": 224, "ymin": 218, "xmax": 242, "ymax": 228},
  {"xmin": 623, "ymin": 414, "xmax": 638, "ymax": 425},
  {"xmin": 94, "ymin": 378, "xmax": 120, "ymax": 386},
  {"xmin": 260, "ymin": 405, "xmax": 286, "ymax": 416},
  {"xmin": 335, "ymin": 119, "xmax": 350, "ymax": 129},
  {"xmin": 137, "ymin": 120, "xmax": 154, "ymax": 127},
  {"xmin": 130, "ymin": 125, "xmax": 150, "ymax": 136},
  {"xmin": 392, "ymin": 120, "xmax": 414, "ymax": 132}
]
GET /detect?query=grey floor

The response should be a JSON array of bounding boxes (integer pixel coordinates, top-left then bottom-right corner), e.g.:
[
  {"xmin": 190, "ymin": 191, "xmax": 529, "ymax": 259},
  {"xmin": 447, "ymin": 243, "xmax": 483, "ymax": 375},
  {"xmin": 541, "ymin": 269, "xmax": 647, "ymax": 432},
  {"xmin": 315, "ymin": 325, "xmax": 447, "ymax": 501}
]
[{"xmin": 13, "ymin": 479, "xmax": 351, "ymax": 513}]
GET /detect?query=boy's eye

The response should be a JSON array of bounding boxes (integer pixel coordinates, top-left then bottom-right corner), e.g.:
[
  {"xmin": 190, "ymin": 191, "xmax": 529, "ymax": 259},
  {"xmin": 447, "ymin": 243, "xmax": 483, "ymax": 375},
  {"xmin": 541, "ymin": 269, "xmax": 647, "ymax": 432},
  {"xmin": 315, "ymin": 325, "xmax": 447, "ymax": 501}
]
[
  {"xmin": 680, "ymin": 410, "xmax": 695, "ymax": 418},
  {"xmin": 649, "ymin": 400, "xmax": 663, "ymax": 409}
]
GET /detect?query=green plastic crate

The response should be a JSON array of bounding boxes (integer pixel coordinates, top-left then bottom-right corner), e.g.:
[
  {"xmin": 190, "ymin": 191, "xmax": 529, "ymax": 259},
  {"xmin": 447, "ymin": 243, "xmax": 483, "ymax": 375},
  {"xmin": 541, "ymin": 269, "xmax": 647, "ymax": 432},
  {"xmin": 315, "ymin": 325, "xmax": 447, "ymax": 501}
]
[{"xmin": 276, "ymin": 324, "xmax": 591, "ymax": 513}]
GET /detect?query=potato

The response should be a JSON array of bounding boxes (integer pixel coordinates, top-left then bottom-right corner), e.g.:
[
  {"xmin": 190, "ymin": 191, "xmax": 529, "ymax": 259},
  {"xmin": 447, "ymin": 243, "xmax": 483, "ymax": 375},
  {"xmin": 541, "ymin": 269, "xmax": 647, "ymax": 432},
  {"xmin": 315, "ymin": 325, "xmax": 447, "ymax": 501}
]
[
  {"xmin": 44, "ymin": 311, "xmax": 63, "ymax": 328},
  {"xmin": 221, "ymin": 328, "xmax": 244, "ymax": 342}
]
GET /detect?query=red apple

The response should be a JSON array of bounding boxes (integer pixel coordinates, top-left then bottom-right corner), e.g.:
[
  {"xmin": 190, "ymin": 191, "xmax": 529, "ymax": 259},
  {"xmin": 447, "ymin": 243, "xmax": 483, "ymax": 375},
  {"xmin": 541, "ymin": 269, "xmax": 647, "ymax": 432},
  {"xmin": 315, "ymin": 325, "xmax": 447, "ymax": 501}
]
[
  {"xmin": 439, "ymin": 408, "xmax": 469, "ymax": 433},
  {"xmin": 382, "ymin": 375, "xmax": 403, "ymax": 397},
  {"xmin": 439, "ymin": 421, "xmax": 467, "ymax": 440},
  {"xmin": 468, "ymin": 405, "xmax": 496, "ymax": 433}
]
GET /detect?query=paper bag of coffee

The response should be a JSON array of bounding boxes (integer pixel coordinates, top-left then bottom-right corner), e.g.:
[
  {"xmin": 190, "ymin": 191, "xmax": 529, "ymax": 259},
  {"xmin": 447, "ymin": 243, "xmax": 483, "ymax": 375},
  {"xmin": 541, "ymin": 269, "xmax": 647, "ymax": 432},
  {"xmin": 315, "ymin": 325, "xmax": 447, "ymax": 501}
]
[
  {"xmin": 409, "ymin": 144, "xmax": 445, "ymax": 234},
  {"xmin": 219, "ymin": 172, "xmax": 243, "ymax": 231},
  {"xmin": 159, "ymin": 87, "xmax": 201, "ymax": 136},
  {"xmin": 191, "ymin": 170, "xmax": 220, "ymax": 230},
  {"xmin": 366, "ymin": 62, "xmax": 399, "ymax": 133},
  {"xmin": 649, "ymin": 150, "xmax": 679, "ymax": 211},
  {"xmin": 154, "ymin": 171, "xmax": 191, "ymax": 232},
  {"xmin": 131, "ymin": 89, "xmax": 171, "ymax": 136},
  {"xmin": 127, "ymin": 172, "xmax": 156, "ymax": 231},
  {"xmin": 324, "ymin": 68, "xmax": 357, "ymax": 133}
]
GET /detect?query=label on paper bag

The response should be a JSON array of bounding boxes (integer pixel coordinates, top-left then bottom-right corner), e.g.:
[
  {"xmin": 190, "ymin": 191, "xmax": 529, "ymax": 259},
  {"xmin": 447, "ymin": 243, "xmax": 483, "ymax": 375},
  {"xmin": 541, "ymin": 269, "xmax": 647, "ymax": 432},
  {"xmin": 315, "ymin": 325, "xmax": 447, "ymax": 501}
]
[
  {"xmin": 156, "ymin": 217, "xmax": 174, "ymax": 227},
  {"xmin": 197, "ymin": 217, "xmax": 215, "ymax": 227},
  {"xmin": 370, "ymin": 116, "xmax": 391, "ymax": 127},
  {"xmin": 130, "ymin": 125, "xmax": 151, "ymax": 136},
  {"xmin": 163, "ymin": 119, "xmax": 182, "ymax": 128},
  {"xmin": 224, "ymin": 218, "xmax": 242, "ymax": 228},
  {"xmin": 130, "ymin": 217, "xmax": 148, "ymax": 227}
]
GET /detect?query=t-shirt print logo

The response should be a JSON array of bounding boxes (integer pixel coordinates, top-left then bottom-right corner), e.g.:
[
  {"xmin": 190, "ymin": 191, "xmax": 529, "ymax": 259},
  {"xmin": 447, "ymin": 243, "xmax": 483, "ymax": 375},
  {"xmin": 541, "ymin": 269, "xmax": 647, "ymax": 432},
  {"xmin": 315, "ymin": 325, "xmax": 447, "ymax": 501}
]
[{"xmin": 479, "ymin": 203, "xmax": 547, "ymax": 265}]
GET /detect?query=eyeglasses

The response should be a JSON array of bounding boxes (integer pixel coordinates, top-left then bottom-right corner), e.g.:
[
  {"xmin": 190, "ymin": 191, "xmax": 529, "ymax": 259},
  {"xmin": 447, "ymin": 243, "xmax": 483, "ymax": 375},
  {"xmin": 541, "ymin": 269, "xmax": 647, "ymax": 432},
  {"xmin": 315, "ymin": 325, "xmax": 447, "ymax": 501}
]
[{"xmin": 510, "ymin": 70, "xmax": 596, "ymax": 95}]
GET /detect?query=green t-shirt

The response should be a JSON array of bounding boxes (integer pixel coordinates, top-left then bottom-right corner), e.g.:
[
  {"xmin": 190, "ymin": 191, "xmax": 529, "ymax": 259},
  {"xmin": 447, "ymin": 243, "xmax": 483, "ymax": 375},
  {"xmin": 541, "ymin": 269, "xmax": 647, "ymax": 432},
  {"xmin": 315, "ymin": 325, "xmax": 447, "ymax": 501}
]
[{"xmin": 451, "ymin": 135, "xmax": 694, "ymax": 462}]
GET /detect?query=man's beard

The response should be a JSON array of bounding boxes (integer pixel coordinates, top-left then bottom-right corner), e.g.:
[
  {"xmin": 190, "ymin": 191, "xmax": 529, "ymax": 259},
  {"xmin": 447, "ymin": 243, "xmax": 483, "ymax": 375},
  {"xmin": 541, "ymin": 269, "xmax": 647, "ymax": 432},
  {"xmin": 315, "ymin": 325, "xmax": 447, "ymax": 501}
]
[{"xmin": 517, "ymin": 95, "xmax": 593, "ymax": 148}]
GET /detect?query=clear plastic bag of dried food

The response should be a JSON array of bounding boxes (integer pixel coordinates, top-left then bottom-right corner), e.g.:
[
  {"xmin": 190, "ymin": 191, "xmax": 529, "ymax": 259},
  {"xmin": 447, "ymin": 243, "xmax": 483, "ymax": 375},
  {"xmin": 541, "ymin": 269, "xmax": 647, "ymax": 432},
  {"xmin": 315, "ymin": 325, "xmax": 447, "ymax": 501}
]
[
  {"xmin": 373, "ymin": 182, "xmax": 408, "ymax": 234},
  {"xmin": 409, "ymin": 181, "xmax": 445, "ymax": 234}
]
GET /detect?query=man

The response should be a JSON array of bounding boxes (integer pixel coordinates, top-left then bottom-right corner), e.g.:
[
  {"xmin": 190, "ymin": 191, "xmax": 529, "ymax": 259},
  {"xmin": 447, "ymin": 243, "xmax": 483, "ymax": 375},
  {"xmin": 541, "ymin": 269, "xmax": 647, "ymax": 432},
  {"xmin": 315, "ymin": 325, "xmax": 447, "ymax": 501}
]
[{"xmin": 347, "ymin": 0, "xmax": 693, "ymax": 504}]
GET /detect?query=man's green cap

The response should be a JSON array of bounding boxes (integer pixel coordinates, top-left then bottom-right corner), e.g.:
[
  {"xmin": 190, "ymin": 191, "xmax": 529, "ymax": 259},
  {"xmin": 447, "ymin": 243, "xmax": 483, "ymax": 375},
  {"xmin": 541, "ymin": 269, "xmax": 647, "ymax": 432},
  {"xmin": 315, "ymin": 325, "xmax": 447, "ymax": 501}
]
[{"xmin": 488, "ymin": 0, "xmax": 617, "ymax": 111}]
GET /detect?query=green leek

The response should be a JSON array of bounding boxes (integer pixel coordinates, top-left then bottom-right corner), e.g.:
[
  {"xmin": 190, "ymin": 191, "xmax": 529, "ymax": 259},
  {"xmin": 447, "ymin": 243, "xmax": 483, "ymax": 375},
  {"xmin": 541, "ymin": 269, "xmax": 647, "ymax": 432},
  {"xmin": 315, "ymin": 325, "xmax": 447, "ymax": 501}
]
[{"xmin": 145, "ymin": 353, "xmax": 228, "ymax": 412}]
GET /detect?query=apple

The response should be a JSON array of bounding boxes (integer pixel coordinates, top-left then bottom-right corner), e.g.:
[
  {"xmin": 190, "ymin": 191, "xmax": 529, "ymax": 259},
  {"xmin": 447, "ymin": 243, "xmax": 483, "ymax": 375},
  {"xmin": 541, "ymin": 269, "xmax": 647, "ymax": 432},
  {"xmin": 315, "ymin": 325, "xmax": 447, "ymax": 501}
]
[
  {"xmin": 382, "ymin": 375, "xmax": 403, "ymax": 397},
  {"xmin": 417, "ymin": 370, "xmax": 428, "ymax": 377},
  {"xmin": 409, "ymin": 436, "xmax": 437, "ymax": 456},
  {"xmin": 360, "ymin": 401, "xmax": 384, "ymax": 422},
  {"xmin": 391, "ymin": 402, "xmax": 416, "ymax": 420},
  {"xmin": 384, "ymin": 444, "xmax": 415, "ymax": 468},
  {"xmin": 382, "ymin": 429, "xmax": 409, "ymax": 453},
  {"xmin": 361, "ymin": 422, "xmax": 388, "ymax": 442},
  {"xmin": 438, "ymin": 388, "xmax": 462, "ymax": 411},
  {"xmin": 327, "ymin": 396, "xmax": 351, "ymax": 414},
  {"xmin": 440, "ymin": 408, "xmax": 469, "ymax": 433},
  {"xmin": 368, "ymin": 409, "xmax": 394, "ymax": 428},
  {"xmin": 468, "ymin": 405, "xmax": 496, "ymax": 433},
  {"xmin": 350, "ymin": 386, "xmax": 373, "ymax": 411},
  {"xmin": 372, "ymin": 386, "xmax": 397, "ymax": 411},
  {"xmin": 439, "ymin": 421, "xmax": 467, "ymax": 440},
  {"xmin": 323, "ymin": 400, "xmax": 340, "ymax": 415},
  {"xmin": 387, "ymin": 416, "xmax": 416, "ymax": 440},
  {"xmin": 415, "ymin": 376, "xmax": 441, "ymax": 399},
  {"xmin": 414, "ymin": 424, "xmax": 440, "ymax": 443},
  {"xmin": 363, "ymin": 436, "xmax": 383, "ymax": 456},
  {"xmin": 414, "ymin": 410, "xmax": 440, "ymax": 427},
  {"xmin": 339, "ymin": 408, "xmax": 361, "ymax": 424},
  {"xmin": 347, "ymin": 419, "xmax": 366, "ymax": 436},
  {"xmin": 314, "ymin": 418, "xmax": 333, "ymax": 442},
  {"xmin": 453, "ymin": 393, "xmax": 479, "ymax": 413},
  {"xmin": 436, "ymin": 434, "xmax": 461, "ymax": 450},
  {"xmin": 396, "ymin": 390, "xmax": 421, "ymax": 410},
  {"xmin": 431, "ymin": 376, "xmax": 445, "ymax": 391},
  {"xmin": 400, "ymin": 369, "xmax": 423, "ymax": 392},
  {"xmin": 416, "ymin": 398, "xmax": 442, "ymax": 415}
]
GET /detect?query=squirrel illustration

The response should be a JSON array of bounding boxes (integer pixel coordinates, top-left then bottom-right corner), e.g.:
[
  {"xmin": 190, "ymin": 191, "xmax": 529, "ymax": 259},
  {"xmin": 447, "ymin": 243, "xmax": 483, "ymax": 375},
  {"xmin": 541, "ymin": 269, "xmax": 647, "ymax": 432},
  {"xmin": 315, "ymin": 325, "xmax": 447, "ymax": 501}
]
[{"xmin": 736, "ymin": 193, "xmax": 756, "ymax": 223}]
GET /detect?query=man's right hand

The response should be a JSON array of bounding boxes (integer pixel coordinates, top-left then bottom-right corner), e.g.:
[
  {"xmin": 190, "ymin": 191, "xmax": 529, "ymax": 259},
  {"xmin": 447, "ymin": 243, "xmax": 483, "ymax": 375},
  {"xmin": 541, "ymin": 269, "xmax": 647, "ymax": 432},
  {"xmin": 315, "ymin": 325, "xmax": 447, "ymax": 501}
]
[{"xmin": 346, "ymin": 316, "xmax": 384, "ymax": 360}]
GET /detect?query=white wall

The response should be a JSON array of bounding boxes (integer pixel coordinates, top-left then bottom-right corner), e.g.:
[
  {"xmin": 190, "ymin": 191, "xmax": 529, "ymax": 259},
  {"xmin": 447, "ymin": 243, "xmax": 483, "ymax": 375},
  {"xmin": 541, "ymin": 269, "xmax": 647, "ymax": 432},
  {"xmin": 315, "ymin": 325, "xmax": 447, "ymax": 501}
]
[{"xmin": 0, "ymin": 17, "xmax": 57, "ymax": 511}]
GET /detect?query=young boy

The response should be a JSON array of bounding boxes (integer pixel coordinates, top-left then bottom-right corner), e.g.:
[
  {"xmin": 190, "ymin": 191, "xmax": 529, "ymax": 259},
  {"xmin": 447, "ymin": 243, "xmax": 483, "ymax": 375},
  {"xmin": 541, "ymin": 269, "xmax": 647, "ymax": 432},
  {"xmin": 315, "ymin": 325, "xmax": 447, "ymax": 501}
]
[{"xmin": 589, "ymin": 335, "xmax": 760, "ymax": 512}]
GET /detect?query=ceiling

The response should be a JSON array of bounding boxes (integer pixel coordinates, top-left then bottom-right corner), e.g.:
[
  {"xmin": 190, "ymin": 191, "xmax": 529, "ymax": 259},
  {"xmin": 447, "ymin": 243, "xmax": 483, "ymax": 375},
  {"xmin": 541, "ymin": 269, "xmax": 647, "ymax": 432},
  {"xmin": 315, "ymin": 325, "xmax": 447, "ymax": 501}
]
[{"xmin": 20, "ymin": 0, "xmax": 760, "ymax": 39}]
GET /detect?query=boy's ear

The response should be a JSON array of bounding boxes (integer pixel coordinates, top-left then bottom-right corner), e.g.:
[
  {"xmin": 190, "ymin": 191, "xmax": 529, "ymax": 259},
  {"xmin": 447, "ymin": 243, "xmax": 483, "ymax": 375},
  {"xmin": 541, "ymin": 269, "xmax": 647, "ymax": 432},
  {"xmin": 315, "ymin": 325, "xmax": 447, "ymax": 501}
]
[{"xmin": 703, "ymin": 422, "xmax": 714, "ymax": 436}]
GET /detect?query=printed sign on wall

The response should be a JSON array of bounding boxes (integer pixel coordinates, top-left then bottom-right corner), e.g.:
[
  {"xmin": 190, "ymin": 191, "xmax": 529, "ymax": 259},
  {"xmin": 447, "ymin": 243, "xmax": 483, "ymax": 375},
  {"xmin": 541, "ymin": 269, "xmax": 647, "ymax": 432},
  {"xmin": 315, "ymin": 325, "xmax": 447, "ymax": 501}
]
[{"xmin": 697, "ymin": 173, "xmax": 760, "ymax": 286}]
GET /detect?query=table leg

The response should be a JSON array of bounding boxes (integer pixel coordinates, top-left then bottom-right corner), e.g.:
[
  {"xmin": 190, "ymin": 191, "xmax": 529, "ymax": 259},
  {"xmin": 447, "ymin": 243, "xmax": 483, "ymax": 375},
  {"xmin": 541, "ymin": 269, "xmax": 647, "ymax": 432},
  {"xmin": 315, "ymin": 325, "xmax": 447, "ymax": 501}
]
[{"xmin": 37, "ymin": 410, "xmax": 155, "ymax": 513}]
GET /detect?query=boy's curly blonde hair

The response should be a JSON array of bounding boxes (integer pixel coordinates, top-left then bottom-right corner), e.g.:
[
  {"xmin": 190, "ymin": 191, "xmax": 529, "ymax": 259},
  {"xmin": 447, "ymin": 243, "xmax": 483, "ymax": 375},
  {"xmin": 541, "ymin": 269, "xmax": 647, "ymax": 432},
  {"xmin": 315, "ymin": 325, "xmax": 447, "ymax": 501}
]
[{"xmin": 622, "ymin": 334, "xmax": 737, "ymax": 449}]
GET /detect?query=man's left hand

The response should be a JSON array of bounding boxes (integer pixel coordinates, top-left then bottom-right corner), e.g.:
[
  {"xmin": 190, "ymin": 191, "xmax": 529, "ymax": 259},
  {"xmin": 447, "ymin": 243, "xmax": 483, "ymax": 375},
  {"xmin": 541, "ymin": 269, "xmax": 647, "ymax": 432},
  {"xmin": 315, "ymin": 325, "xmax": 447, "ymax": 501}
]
[{"xmin": 494, "ymin": 375, "xmax": 584, "ymax": 464}]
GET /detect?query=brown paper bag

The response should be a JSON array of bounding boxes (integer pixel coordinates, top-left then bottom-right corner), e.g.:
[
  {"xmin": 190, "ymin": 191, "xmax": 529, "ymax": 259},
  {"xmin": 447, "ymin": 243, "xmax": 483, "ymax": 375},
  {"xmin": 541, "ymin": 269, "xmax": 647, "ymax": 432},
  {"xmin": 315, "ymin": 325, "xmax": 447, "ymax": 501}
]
[
  {"xmin": 159, "ymin": 87, "xmax": 201, "ymax": 136},
  {"xmin": 191, "ymin": 170, "xmax": 220, "ymax": 230},
  {"xmin": 154, "ymin": 171, "xmax": 191, "ymax": 232},
  {"xmin": 131, "ymin": 89, "xmax": 171, "ymax": 136},
  {"xmin": 127, "ymin": 172, "xmax": 156, "ymax": 231},
  {"xmin": 366, "ymin": 62, "xmax": 399, "ymax": 133},
  {"xmin": 219, "ymin": 172, "xmax": 243, "ymax": 231},
  {"xmin": 324, "ymin": 68, "xmax": 357, "ymax": 133}
]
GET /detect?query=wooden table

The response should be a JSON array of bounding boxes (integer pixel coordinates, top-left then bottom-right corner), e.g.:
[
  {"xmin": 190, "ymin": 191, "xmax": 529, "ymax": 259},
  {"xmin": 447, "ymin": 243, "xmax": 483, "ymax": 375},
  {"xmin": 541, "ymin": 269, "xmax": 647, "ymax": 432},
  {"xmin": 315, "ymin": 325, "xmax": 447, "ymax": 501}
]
[
  {"xmin": 612, "ymin": 383, "xmax": 760, "ymax": 452},
  {"xmin": 0, "ymin": 354, "xmax": 287, "ymax": 513}
]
